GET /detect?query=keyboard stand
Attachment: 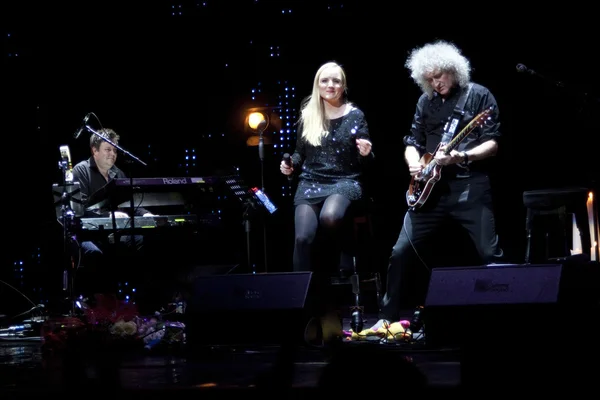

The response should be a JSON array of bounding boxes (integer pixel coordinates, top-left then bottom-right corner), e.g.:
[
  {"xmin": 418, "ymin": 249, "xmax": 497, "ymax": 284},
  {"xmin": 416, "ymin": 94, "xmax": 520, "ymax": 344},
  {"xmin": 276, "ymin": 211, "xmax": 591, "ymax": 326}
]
[{"xmin": 52, "ymin": 178, "xmax": 84, "ymax": 315}]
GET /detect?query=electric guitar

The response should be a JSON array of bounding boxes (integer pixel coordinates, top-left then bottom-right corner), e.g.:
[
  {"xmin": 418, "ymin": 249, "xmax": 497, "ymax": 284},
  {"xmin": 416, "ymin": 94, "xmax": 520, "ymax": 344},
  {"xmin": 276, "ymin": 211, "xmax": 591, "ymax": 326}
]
[{"xmin": 406, "ymin": 106, "xmax": 494, "ymax": 210}]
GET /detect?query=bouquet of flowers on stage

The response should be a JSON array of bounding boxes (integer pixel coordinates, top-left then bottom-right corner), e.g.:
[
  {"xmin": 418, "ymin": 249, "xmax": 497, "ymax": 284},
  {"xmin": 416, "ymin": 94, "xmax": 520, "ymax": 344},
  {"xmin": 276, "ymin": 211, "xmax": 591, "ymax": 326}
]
[{"xmin": 40, "ymin": 294, "xmax": 186, "ymax": 355}]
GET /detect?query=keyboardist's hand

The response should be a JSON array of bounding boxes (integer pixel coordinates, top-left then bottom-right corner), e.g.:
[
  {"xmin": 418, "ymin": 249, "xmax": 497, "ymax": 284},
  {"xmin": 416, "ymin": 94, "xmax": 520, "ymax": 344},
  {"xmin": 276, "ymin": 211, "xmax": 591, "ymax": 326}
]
[{"xmin": 111, "ymin": 211, "xmax": 129, "ymax": 219}]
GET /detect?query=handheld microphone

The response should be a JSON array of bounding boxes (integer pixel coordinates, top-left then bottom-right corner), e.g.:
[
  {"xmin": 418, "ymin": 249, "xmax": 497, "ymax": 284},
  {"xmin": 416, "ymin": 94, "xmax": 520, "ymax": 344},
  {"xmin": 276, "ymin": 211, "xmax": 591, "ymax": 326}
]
[
  {"xmin": 59, "ymin": 144, "xmax": 74, "ymax": 182},
  {"xmin": 73, "ymin": 113, "xmax": 91, "ymax": 139},
  {"xmin": 282, "ymin": 153, "xmax": 292, "ymax": 181}
]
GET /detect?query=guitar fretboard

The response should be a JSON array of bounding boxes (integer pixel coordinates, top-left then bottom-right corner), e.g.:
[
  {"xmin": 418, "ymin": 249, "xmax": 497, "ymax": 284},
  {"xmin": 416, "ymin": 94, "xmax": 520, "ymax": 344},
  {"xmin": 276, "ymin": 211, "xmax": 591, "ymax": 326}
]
[{"xmin": 444, "ymin": 106, "xmax": 493, "ymax": 154}]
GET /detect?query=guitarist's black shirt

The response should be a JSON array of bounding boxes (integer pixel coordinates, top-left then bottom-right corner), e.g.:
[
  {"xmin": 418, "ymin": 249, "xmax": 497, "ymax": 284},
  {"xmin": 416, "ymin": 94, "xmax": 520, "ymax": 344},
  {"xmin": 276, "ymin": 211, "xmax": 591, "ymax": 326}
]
[{"xmin": 404, "ymin": 82, "xmax": 500, "ymax": 180}]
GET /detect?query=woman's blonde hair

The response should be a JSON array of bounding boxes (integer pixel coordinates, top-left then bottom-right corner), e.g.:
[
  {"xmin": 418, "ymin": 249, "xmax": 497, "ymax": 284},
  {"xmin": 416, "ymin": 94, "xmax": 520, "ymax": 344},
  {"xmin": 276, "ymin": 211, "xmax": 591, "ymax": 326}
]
[{"xmin": 298, "ymin": 61, "xmax": 349, "ymax": 146}]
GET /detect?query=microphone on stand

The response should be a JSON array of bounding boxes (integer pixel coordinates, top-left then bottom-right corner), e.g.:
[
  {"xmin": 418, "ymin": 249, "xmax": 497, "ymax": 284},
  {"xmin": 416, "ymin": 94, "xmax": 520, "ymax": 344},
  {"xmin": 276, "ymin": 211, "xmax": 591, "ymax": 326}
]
[
  {"xmin": 516, "ymin": 63, "xmax": 564, "ymax": 87},
  {"xmin": 516, "ymin": 63, "xmax": 534, "ymax": 74},
  {"xmin": 73, "ymin": 113, "xmax": 91, "ymax": 139},
  {"xmin": 282, "ymin": 153, "xmax": 293, "ymax": 182}
]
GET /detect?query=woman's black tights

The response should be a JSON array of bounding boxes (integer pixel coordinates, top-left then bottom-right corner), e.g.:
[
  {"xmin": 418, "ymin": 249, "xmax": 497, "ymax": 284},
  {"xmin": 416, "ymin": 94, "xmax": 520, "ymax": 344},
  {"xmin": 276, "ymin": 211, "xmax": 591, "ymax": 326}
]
[{"xmin": 293, "ymin": 194, "xmax": 353, "ymax": 273}]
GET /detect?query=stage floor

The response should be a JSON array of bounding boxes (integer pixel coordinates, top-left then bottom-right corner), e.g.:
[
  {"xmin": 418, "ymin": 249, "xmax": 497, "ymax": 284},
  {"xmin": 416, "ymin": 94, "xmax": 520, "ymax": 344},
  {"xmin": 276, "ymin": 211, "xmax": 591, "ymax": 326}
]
[
  {"xmin": 0, "ymin": 313, "xmax": 461, "ymax": 395},
  {"xmin": 3, "ymin": 259, "xmax": 600, "ymax": 395},
  {"xmin": 3, "ymin": 307, "xmax": 600, "ymax": 396}
]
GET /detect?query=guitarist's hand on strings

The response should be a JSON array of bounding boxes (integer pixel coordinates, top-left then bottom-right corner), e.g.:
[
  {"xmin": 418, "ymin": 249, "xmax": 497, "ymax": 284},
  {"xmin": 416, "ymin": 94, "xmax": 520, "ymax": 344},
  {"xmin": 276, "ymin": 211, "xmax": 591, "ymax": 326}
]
[
  {"xmin": 434, "ymin": 144, "xmax": 463, "ymax": 166},
  {"xmin": 408, "ymin": 161, "xmax": 424, "ymax": 177}
]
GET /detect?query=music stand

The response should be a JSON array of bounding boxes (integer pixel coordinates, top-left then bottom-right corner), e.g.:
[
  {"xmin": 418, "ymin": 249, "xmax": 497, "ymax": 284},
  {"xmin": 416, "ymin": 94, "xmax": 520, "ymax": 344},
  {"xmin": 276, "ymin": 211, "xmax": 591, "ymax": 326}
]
[{"xmin": 222, "ymin": 175, "xmax": 277, "ymax": 273}]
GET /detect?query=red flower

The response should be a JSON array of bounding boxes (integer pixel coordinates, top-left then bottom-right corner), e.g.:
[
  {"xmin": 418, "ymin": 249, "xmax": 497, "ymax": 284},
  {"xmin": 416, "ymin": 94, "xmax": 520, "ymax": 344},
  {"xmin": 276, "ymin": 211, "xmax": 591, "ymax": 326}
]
[{"xmin": 85, "ymin": 293, "xmax": 139, "ymax": 326}]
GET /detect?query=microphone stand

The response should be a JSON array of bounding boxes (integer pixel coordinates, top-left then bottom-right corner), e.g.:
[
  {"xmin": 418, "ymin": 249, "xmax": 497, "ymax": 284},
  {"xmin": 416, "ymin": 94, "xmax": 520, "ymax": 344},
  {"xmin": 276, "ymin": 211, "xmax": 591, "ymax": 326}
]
[
  {"xmin": 516, "ymin": 64, "xmax": 565, "ymax": 89},
  {"xmin": 57, "ymin": 157, "xmax": 77, "ymax": 315},
  {"xmin": 516, "ymin": 63, "xmax": 600, "ymax": 188},
  {"xmin": 257, "ymin": 123, "xmax": 268, "ymax": 272},
  {"xmin": 517, "ymin": 63, "xmax": 600, "ymax": 112}
]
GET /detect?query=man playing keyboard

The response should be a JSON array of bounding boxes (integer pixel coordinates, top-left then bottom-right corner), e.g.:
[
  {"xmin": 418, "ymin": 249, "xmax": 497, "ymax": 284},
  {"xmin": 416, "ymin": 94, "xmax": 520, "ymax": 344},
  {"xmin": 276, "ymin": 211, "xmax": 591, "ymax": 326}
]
[{"xmin": 72, "ymin": 128, "xmax": 154, "ymax": 299}]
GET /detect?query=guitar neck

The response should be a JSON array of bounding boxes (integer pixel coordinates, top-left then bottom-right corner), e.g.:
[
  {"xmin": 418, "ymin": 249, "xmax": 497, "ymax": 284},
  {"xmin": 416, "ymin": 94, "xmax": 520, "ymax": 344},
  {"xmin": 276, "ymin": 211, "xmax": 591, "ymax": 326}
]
[
  {"xmin": 443, "ymin": 107, "xmax": 492, "ymax": 154},
  {"xmin": 444, "ymin": 127, "xmax": 471, "ymax": 153},
  {"xmin": 444, "ymin": 124, "xmax": 475, "ymax": 154}
]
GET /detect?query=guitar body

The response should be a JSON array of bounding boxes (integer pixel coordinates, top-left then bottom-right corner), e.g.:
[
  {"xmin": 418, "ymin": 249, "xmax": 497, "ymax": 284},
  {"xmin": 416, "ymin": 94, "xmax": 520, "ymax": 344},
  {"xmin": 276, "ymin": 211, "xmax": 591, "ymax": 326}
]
[
  {"xmin": 404, "ymin": 106, "xmax": 494, "ymax": 210},
  {"xmin": 406, "ymin": 149, "xmax": 442, "ymax": 210}
]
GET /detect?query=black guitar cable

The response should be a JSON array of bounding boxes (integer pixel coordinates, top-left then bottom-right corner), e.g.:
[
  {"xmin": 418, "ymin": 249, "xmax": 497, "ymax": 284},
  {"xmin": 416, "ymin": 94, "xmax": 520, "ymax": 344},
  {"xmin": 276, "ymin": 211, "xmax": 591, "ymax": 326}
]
[{"xmin": 402, "ymin": 211, "xmax": 430, "ymax": 272}]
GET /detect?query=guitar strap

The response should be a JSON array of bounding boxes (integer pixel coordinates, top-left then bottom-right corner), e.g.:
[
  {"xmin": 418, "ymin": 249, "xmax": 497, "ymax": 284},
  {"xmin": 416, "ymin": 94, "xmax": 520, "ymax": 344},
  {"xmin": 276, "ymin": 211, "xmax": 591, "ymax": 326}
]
[{"xmin": 440, "ymin": 83, "xmax": 473, "ymax": 144}]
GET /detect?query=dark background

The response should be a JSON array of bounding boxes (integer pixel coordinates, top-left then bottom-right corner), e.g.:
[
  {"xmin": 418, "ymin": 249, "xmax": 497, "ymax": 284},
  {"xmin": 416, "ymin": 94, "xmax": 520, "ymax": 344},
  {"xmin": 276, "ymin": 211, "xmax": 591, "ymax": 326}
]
[{"xmin": 3, "ymin": 1, "xmax": 599, "ymax": 312}]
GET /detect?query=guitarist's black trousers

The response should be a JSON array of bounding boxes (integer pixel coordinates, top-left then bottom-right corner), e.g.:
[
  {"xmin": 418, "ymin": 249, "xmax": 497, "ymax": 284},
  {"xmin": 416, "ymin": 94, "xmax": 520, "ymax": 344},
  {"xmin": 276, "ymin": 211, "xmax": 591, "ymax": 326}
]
[{"xmin": 380, "ymin": 174, "xmax": 502, "ymax": 321}]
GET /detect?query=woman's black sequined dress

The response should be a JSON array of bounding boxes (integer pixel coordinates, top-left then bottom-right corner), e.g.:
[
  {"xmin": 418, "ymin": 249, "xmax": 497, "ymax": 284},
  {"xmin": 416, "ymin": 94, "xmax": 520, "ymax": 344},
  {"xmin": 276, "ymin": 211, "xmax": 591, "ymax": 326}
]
[{"xmin": 291, "ymin": 108, "xmax": 372, "ymax": 205}]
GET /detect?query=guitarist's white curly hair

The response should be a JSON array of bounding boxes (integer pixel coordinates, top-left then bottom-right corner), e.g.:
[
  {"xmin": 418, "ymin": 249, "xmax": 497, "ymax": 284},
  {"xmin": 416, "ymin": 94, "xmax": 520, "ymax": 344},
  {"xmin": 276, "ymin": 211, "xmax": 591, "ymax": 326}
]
[{"xmin": 405, "ymin": 40, "xmax": 471, "ymax": 99}]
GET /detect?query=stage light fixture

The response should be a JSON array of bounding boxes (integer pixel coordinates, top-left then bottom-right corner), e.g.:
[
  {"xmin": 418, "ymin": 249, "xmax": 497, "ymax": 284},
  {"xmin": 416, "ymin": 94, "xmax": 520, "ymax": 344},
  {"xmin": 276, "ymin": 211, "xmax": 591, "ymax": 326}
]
[{"xmin": 248, "ymin": 111, "xmax": 268, "ymax": 132}]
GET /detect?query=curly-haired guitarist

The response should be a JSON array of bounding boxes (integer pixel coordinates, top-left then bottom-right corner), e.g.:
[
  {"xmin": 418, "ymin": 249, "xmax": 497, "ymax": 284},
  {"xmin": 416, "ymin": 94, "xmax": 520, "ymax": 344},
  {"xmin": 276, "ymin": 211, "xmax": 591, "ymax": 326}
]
[{"xmin": 371, "ymin": 40, "xmax": 504, "ymax": 332}]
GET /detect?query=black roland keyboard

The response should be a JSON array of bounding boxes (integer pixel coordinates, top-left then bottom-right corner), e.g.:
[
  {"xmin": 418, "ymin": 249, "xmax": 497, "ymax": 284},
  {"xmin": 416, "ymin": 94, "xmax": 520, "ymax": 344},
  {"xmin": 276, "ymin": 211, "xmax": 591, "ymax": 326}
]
[
  {"xmin": 110, "ymin": 176, "xmax": 219, "ymax": 187},
  {"xmin": 86, "ymin": 176, "xmax": 222, "ymax": 211},
  {"xmin": 80, "ymin": 214, "xmax": 219, "ymax": 231}
]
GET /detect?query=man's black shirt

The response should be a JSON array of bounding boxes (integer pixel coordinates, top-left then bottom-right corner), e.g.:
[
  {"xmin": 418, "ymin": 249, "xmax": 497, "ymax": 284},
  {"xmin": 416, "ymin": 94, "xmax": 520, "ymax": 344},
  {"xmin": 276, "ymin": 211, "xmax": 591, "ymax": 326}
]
[{"xmin": 72, "ymin": 157, "xmax": 149, "ymax": 217}]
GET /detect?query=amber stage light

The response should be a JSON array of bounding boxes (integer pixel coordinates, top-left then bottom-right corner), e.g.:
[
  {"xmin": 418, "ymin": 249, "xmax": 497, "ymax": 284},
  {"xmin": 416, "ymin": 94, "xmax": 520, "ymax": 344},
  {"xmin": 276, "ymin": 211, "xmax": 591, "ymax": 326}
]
[{"xmin": 247, "ymin": 111, "xmax": 268, "ymax": 132}]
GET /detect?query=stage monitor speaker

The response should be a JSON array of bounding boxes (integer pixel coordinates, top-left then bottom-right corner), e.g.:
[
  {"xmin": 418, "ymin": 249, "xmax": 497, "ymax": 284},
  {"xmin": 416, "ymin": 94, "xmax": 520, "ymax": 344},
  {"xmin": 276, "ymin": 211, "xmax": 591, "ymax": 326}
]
[
  {"xmin": 423, "ymin": 263, "xmax": 600, "ymax": 389},
  {"xmin": 185, "ymin": 271, "xmax": 314, "ymax": 351},
  {"xmin": 425, "ymin": 263, "xmax": 563, "ymax": 307}
]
